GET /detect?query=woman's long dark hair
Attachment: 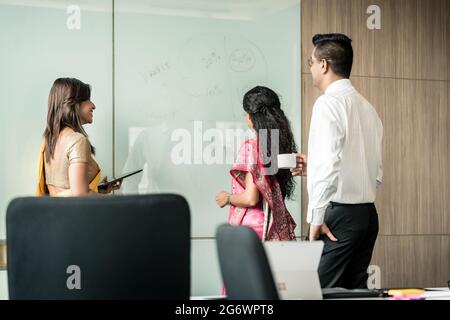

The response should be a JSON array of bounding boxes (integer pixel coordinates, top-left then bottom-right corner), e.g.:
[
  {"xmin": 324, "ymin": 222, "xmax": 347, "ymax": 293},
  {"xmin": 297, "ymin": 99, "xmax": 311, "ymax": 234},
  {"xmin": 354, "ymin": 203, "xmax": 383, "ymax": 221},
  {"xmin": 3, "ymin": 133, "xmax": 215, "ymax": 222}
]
[
  {"xmin": 243, "ymin": 86, "xmax": 297, "ymax": 199},
  {"xmin": 43, "ymin": 78, "xmax": 95, "ymax": 162}
]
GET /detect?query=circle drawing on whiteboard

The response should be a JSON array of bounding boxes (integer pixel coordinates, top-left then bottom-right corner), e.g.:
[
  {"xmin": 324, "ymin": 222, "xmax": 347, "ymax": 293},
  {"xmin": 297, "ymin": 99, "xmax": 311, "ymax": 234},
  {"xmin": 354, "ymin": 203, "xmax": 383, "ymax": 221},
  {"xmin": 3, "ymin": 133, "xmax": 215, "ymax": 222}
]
[
  {"xmin": 229, "ymin": 48, "xmax": 256, "ymax": 72},
  {"xmin": 176, "ymin": 34, "xmax": 268, "ymax": 120},
  {"xmin": 177, "ymin": 35, "xmax": 226, "ymax": 98}
]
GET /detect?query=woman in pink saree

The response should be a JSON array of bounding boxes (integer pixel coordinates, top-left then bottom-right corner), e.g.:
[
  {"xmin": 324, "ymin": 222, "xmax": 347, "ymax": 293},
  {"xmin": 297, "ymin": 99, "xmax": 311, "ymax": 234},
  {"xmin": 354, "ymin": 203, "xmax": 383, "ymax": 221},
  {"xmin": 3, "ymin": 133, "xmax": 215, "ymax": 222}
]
[{"xmin": 216, "ymin": 86, "xmax": 297, "ymax": 241}]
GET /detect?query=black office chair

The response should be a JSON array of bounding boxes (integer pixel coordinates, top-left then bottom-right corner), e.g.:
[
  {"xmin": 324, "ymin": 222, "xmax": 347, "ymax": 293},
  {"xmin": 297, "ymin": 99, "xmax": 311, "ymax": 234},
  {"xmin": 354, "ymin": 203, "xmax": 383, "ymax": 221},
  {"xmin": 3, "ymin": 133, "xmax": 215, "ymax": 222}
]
[
  {"xmin": 216, "ymin": 224, "xmax": 279, "ymax": 300},
  {"xmin": 6, "ymin": 194, "xmax": 190, "ymax": 300}
]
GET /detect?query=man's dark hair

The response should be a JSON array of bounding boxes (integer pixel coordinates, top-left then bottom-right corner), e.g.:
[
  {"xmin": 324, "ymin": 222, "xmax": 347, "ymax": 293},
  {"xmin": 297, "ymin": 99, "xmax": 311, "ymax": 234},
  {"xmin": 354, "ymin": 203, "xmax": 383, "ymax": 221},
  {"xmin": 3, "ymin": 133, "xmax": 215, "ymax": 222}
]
[{"xmin": 312, "ymin": 33, "xmax": 353, "ymax": 78}]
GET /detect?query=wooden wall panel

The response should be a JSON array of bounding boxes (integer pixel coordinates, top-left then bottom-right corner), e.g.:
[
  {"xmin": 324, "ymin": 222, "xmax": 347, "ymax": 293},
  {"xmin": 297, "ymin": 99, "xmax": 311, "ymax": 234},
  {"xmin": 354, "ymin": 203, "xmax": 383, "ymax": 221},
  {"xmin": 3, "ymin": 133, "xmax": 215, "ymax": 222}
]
[
  {"xmin": 440, "ymin": 236, "xmax": 450, "ymax": 287},
  {"xmin": 371, "ymin": 236, "xmax": 450, "ymax": 288},
  {"xmin": 445, "ymin": 83, "xmax": 450, "ymax": 232},
  {"xmin": 445, "ymin": 1, "xmax": 450, "ymax": 81},
  {"xmin": 448, "ymin": 5, "xmax": 450, "ymax": 81},
  {"xmin": 352, "ymin": 77, "xmax": 449, "ymax": 235},
  {"xmin": 301, "ymin": 0, "xmax": 449, "ymax": 80}
]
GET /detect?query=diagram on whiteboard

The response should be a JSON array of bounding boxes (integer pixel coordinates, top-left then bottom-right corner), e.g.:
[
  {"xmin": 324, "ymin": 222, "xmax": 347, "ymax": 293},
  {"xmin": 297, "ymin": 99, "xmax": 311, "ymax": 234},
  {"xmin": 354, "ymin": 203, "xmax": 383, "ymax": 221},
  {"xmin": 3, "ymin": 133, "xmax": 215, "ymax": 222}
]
[{"xmin": 177, "ymin": 34, "xmax": 268, "ymax": 119}]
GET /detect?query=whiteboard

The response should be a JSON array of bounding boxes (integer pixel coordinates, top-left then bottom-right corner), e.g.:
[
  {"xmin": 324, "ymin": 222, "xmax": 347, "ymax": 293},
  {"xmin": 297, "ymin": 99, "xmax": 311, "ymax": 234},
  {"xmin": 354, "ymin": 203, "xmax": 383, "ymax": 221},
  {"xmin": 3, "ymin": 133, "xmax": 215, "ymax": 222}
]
[{"xmin": 114, "ymin": 0, "xmax": 302, "ymax": 237}]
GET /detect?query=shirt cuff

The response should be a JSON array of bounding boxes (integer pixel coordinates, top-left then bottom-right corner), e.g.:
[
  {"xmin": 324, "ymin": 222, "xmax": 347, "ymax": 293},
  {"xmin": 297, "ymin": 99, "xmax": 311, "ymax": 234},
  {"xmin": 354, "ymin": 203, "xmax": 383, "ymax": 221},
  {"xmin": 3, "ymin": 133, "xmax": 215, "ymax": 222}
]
[{"xmin": 307, "ymin": 205, "xmax": 327, "ymax": 226}]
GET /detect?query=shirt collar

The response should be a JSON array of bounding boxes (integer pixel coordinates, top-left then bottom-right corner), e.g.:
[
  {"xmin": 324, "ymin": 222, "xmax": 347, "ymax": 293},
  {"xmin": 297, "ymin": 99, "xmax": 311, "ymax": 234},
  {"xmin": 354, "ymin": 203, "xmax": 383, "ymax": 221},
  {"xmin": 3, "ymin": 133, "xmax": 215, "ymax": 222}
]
[{"xmin": 325, "ymin": 79, "xmax": 353, "ymax": 94}]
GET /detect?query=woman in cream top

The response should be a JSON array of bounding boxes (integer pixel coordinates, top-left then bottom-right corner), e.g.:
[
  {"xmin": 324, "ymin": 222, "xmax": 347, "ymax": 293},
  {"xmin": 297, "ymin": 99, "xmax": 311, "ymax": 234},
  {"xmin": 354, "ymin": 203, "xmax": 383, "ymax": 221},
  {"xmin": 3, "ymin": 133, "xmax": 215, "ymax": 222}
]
[
  {"xmin": 44, "ymin": 129, "xmax": 100, "ymax": 195},
  {"xmin": 37, "ymin": 78, "xmax": 121, "ymax": 196}
]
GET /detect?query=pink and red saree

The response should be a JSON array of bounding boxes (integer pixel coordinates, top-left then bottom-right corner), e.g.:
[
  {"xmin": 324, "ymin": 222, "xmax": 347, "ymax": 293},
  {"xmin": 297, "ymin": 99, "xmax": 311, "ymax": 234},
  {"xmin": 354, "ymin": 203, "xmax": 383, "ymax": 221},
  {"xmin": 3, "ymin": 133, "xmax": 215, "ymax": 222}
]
[{"xmin": 229, "ymin": 138, "xmax": 296, "ymax": 241}]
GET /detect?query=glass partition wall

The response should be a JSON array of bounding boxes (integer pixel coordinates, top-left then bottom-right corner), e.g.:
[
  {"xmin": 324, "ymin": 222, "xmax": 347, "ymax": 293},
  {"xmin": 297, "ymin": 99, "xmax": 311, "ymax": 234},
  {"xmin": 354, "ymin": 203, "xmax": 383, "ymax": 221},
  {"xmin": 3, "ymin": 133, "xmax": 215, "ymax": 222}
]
[{"xmin": 0, "ymin": 0, "xmax": 301, "ymax": 297}]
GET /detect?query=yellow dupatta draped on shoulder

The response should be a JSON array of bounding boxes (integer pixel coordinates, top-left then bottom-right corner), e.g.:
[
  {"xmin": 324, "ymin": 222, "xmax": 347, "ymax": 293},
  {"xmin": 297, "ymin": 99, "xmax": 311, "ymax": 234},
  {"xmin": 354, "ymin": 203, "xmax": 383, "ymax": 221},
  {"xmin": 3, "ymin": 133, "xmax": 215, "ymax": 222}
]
[{"xmin": 36, "ymin": 142, "xmax": 101, "ymax": 197}]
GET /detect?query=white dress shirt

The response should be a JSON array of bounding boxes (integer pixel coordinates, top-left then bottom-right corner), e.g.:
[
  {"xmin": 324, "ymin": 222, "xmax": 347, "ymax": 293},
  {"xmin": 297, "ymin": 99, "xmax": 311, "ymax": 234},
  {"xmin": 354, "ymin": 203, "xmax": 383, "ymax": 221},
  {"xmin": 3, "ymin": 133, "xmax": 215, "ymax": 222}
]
[{"xmin": 307, "ymin": 79, "xmax": 383, "ymax": 225}]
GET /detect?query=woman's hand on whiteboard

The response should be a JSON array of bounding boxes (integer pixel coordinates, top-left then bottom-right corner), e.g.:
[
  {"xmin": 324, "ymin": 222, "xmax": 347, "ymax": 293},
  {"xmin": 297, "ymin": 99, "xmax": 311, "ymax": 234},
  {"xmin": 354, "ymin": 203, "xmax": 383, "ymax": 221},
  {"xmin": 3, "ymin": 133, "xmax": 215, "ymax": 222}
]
[{"xmin": 215, "ymin": 191, "xmax": 230, "ymax": 208}]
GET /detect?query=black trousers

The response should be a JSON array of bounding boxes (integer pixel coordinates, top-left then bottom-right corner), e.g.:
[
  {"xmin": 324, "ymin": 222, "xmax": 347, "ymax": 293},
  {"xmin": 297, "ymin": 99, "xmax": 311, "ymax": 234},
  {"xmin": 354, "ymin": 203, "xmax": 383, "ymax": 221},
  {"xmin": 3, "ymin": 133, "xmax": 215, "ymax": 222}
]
[{"xmin": 316, "ymin": 202, "xmax": 379, "ymax": 289}]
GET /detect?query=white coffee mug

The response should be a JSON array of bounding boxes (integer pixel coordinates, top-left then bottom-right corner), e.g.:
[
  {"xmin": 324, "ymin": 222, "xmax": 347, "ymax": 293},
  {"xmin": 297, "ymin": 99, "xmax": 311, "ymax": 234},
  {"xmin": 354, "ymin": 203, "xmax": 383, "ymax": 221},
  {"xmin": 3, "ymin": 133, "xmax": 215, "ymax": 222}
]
[{"xmin": 277, "ymin": 153, "xmax": 297, "ymax": 169}]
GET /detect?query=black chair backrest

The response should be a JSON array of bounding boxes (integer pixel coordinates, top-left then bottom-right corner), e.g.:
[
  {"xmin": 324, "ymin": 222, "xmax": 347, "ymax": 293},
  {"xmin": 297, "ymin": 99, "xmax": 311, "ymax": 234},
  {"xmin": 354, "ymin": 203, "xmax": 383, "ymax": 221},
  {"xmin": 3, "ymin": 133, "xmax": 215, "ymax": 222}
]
[
  {"xmin": 216, "ymin": 224, "xmax": 279, "ymax": 300},
  {"xmin": 6, "ymin": 194, "xmax": 190, "ymax": 300}
]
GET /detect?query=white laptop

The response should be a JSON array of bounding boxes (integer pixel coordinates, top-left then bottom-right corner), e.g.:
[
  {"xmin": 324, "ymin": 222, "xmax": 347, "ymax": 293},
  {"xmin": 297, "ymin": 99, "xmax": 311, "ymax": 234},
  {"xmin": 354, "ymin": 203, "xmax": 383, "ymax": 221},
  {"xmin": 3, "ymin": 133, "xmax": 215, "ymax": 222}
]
[{"xmin": 264, "ymin": 241, "xmax": 324, "ymax": 300}]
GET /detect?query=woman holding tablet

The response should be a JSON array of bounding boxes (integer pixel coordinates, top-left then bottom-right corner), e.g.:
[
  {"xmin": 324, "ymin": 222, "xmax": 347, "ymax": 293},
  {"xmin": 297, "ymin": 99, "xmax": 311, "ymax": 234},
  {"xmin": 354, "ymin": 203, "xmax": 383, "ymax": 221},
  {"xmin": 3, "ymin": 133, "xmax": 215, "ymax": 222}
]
[{"xmin": 37, "ymin": 78, "xmax": 121, "ymax": 196}]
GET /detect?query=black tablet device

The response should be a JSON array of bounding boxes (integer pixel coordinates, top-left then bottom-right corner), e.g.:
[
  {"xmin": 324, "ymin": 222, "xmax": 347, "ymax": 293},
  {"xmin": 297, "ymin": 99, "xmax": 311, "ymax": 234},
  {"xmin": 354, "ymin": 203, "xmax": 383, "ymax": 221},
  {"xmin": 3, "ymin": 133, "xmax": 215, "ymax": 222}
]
[{"xmin": 98, "ymin": 169, "xmax": 143, "ymax": 191}]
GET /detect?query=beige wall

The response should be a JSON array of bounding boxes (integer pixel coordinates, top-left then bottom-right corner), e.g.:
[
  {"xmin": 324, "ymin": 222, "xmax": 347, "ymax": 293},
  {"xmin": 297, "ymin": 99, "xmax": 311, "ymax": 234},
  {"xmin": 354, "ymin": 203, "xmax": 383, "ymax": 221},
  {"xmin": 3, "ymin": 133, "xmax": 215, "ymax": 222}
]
[{"xmin": 301, "ymin": 0, "xmax": 450, "ymax": 287}]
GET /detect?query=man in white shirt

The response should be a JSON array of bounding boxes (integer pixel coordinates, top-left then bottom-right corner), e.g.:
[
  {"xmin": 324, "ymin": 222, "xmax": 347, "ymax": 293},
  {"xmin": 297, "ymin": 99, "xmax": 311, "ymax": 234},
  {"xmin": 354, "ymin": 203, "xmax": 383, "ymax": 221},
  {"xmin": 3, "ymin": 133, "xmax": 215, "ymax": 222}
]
[{"xmin": 294, "ymin": 34, "xmax": 383, "ymax": 288}]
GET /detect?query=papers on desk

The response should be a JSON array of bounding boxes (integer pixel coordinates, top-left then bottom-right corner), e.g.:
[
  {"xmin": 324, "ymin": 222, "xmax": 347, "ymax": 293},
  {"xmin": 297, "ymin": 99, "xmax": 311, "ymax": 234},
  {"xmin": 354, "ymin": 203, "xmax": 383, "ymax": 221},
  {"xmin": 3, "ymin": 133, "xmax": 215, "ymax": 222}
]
[{"xmin": 421, "ymin": 290, "xmax": 450, "ymax": 300}]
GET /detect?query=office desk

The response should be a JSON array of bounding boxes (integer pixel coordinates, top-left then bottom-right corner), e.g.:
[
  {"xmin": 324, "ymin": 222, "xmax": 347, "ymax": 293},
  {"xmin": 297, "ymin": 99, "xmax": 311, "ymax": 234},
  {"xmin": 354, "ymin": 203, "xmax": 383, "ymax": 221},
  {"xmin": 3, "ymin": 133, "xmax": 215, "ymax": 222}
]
[
  {"xmin": 191, "ymin": 288, "xmax": 450, "ymax": 300},
  {"xmin": 327, "ymin": 288, "xmax": 450, "ymax": 300}
]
